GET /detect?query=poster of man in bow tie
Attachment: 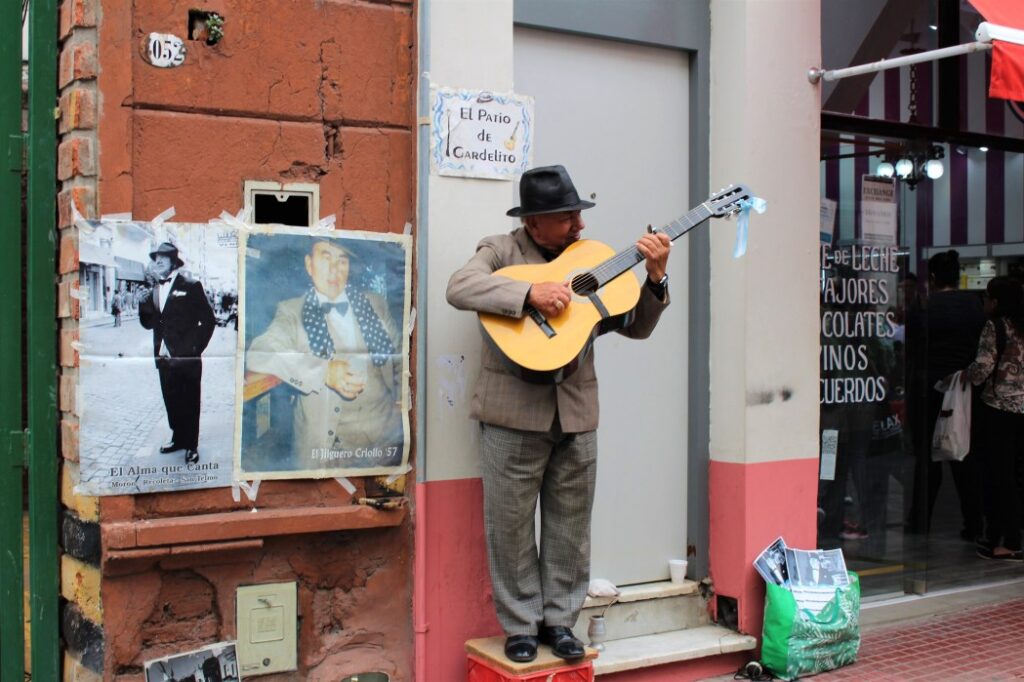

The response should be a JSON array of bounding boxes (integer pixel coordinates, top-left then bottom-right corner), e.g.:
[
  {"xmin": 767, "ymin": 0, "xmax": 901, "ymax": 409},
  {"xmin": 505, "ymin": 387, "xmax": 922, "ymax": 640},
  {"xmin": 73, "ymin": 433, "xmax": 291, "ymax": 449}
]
[
  {"xmin": 237, "ymin": 228, "xmax": 411, "ymax": 479},
  {"xmin": 76, "ymin": 219, "xmax": 239, "ymax": 495}
]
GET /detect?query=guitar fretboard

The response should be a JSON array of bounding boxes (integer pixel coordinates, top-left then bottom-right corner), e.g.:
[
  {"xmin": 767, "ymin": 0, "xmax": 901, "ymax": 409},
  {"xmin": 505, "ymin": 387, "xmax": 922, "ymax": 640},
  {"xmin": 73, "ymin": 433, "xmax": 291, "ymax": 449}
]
[{"xmin": 587, "ymin": 203, "xmax": 713, "ymax": 288}]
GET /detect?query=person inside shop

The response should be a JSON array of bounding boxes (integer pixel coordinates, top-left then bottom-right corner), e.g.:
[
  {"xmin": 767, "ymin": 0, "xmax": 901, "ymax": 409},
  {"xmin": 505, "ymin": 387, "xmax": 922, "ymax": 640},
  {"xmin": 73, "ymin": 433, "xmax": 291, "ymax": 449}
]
[
  {"xmin": 446, "ymin": 165, "xmax": 672, "ymax": 663},
  {"xmin": 961, "ymin": 276, "xmax": 1024, "ymax": 562},
  {"xmin": 138, "ymin": 242, "xmax": 217, "ymax": 465},
  {"xmin": 245, "ymin": 237, "xmax": 403, "ymax": 472},
  {"xmin": 908, "ymin": 250, "xmax": 985, "ymax": 539}
]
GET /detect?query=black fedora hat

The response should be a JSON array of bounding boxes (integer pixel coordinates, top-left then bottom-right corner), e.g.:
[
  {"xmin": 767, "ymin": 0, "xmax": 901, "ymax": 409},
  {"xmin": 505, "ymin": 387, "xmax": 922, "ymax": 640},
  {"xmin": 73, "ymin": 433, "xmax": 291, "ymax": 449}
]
[
  {"xmin": 507, "ymin": 165, "xmax": 596, "ymax": 217},
  {"xmin": 149, "ymin": 242, "xmax": 184, "ymax": 269}
]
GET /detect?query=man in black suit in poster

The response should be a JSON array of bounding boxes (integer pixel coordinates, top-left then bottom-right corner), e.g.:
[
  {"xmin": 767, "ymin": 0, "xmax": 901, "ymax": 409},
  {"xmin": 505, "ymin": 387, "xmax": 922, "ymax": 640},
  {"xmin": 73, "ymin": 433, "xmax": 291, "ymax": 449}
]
[{"xmin": 139, "ymin": 242, "xmax": 216, "ymax": 464}]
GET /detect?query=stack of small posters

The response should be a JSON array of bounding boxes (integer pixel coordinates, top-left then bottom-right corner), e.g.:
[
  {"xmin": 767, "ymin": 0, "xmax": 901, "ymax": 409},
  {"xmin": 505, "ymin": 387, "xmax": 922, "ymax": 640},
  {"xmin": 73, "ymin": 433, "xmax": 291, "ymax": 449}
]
[{"xmin": 754, "ymin": 537, "xmax": 850, "ymax": 613}]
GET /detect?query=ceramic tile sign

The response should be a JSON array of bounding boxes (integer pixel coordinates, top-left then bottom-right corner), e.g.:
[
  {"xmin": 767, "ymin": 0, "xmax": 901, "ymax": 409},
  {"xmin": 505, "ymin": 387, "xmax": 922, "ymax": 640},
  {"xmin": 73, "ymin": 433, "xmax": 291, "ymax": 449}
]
[
  {"xmin": 76, "ymin": 218, "xmax": 238, "ymax": 495},
  {"xmin": 235, "ymin": 227, "xmax": 413, "ymax": 480},
  {"xmin": 142, "ymin": 32, "xmax": 187, "ymax": 68},
  {"xmin": 431, "ymin": 87, "xmax": 533, "ymax": 179}
]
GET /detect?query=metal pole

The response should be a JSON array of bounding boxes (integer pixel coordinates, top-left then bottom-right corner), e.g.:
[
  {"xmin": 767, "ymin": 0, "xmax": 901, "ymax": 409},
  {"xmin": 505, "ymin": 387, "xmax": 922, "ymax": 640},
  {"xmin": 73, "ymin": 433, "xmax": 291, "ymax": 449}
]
[
  {"xmin": 27, "ymin": 0, "xmax": 61, "ymax": 678},
  {"xmin": 0, "ymin": 1, "xmax": 27, "ymax": 678},
  {"xmin": 413, "ymin": 1, "xmax": 431, "ymax": 679},
  {"xmin": 808, "ymin": 41, "xmax": 992, "ymax": 84}
]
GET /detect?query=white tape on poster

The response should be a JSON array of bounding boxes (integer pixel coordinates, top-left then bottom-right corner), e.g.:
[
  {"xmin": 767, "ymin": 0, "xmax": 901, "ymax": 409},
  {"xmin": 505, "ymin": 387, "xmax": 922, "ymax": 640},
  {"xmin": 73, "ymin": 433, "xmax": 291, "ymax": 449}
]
[
  {"xmin": 151, "ymin": 206, "xmax": 176, "ymax": 228},
  {"xmin": 231, "ymin": 479, "xmax": 261, "ymax": 502},
  {"xmin": 335, "ymin": 477, "xmax": 357, "ymax": 495}
]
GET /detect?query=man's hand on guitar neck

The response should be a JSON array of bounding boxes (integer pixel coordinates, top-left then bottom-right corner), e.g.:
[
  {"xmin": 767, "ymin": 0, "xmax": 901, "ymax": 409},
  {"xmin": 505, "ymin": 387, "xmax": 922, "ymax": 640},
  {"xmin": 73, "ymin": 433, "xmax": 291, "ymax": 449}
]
[
  {"xmin": 527, "ymin": 281, "xmax": 572, "ymax": 318},
  {"xmin": 636, "ymin": 232, "xmax": 671, "ymax": 284}
]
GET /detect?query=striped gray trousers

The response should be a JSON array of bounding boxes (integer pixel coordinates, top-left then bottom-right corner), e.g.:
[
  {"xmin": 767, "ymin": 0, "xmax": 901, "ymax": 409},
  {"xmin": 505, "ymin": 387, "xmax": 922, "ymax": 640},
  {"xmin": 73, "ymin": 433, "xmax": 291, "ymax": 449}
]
[{"xmin": 480, "ymin": 421, "xmax": 598, "ymax": 635}]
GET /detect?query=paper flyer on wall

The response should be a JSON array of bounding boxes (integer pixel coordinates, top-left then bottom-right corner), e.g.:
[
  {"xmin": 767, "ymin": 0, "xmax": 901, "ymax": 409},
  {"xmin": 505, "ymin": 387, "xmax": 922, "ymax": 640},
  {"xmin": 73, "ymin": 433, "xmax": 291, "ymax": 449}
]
[
  {"xmin": 77, "ymin": 219, "xmax": 238, "ymax": 495},
  {"xmin": 235, "ymin": 226, "xmax": 413, "ymax": 480}
]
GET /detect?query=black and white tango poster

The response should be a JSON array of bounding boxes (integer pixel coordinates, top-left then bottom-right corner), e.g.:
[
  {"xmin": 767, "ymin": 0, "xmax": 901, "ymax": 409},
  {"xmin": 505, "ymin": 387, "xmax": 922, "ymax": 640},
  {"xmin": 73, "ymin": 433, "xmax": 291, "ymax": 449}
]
[
  {"xmin": 144, "ymin": 641, "xmax": 239, "ymax": 682},
  {"xmin": 77, "ymin": 219, "xmax": 238, "ymax": 494},
  {"xmin": 236, "ymin": 227, "xmax": 412, "ymax": 479}
]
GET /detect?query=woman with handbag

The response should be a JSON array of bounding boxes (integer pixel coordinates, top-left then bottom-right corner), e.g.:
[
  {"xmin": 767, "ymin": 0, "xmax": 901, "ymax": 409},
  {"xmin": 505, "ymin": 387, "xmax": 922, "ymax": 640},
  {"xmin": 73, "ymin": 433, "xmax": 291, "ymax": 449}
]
[{"xmin": 963, "ymin": 276, "xmax": 1024, "ymax": 562}]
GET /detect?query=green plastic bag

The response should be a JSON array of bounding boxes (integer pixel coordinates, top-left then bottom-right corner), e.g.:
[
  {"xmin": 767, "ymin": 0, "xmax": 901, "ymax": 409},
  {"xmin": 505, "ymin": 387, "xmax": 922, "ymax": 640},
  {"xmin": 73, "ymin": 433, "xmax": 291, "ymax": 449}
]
[{"xmin": 761, "ymin": 572, "xmax": 860, "ymax": 680}]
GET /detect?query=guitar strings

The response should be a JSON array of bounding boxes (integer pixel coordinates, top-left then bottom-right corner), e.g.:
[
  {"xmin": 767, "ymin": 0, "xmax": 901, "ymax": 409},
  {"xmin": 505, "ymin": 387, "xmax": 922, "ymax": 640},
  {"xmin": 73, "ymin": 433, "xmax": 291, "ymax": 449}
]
[{"xmin": 583, "ymin": 204, "xmax": 711, "ymax": 289}]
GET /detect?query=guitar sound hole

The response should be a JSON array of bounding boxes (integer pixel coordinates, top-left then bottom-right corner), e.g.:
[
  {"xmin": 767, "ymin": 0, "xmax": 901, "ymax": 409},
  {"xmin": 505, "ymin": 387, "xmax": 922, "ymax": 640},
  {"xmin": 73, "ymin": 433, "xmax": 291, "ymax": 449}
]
[{"xmin": 571, "ymin": 272, "xmax": 599, "ymax": 296}]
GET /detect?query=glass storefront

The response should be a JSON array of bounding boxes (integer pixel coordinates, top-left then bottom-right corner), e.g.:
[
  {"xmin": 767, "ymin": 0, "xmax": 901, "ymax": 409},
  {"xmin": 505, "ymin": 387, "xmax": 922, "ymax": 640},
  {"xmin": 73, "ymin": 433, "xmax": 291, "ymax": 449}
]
[{"xmin": 819, "ymin": 153, "xmax": 1024, "ymax": 598}]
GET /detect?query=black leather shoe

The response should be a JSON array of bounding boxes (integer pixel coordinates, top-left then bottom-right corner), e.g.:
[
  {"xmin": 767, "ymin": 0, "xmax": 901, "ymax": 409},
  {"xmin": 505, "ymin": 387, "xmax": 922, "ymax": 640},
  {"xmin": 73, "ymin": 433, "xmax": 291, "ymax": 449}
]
[
  {"xmin": 159, "ymin": 441, "xmax": 183, "ymax": 454},
  {"xmin": 539, "ymin": 625, "xmax": 585, "ymax": 660},
  {"xmin": 504, "ymin": 634, "xmax": 538, "ymax": 663},
  {"xmin": 184, "ymin": 449, "xmax": 199, "ymax": 464}
]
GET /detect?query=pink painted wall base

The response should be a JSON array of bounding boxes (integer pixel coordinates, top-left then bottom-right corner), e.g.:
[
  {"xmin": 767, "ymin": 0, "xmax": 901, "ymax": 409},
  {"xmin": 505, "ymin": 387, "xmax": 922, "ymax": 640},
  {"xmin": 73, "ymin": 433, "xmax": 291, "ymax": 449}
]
[
  {"xmin": 709, "ymin": 458, "xmax": 819, "ymax": 637},
  {"xmin": 420, "ymin": 477, "xmax": 502, "ymax": 681}
]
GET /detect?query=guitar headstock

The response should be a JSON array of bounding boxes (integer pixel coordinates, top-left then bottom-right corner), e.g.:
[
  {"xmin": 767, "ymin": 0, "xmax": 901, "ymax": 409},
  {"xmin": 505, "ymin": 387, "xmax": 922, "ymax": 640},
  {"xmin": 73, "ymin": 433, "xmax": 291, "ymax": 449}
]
[{"xmin": 705, "ymin": 184, "xmax": 754, "ymax": 218}]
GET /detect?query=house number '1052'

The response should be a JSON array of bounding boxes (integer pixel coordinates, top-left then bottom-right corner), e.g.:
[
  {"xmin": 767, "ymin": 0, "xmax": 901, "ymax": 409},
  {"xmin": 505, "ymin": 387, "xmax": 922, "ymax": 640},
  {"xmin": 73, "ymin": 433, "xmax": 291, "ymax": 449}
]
[{"xmin": 145, "ymin": 33, "xmax": 186, "ymax": 68}]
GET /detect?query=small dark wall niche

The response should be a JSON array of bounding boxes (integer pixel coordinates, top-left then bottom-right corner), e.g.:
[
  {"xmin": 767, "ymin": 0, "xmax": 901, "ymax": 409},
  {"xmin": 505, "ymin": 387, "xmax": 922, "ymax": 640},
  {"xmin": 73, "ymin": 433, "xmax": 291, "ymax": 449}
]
[
  {"xmin": 253, "ymin": 193, "xmax": 312, "ymax": 227},
  {"xmin": 716, "ymin": 595, "xmax": 739, "ymax": 631}
]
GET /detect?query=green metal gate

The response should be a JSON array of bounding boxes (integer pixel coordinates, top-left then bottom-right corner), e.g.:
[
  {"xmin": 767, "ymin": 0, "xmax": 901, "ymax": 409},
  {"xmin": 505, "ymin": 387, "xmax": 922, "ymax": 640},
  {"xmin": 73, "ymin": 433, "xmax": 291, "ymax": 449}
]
[{"xmin": 1, "ymin": 0, "xmax": 62, "ymax": 679}]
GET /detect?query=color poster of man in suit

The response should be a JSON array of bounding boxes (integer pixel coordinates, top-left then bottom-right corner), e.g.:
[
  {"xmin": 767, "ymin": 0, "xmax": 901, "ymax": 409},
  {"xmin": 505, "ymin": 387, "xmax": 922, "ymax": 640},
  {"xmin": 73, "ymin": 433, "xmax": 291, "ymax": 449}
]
[
  {"xmin": 77, "ymin": 219, "xmax": 238, "ymax": 494},
  {"xmin": 236, "ymin": 227, "xmax": 411, "ymax": 479}
]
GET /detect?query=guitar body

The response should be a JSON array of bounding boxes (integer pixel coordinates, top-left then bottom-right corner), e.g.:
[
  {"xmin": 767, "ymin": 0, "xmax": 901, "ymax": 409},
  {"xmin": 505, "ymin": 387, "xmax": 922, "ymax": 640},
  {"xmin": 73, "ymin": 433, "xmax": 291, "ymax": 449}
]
[
  {"xmin": 479, "ymin": 239, "xmax": 641, "ymax": 377},
  {"xmin": 474, "ymin": 183, "xmax": 754, "ymax": 381}
]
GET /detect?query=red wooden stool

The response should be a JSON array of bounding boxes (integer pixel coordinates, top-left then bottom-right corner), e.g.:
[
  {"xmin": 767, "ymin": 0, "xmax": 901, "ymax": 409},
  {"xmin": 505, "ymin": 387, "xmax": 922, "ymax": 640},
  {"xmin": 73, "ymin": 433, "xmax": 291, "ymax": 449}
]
[{"xmin": 465, "ymin": 636, "xmax": 597, "ymax": 682}]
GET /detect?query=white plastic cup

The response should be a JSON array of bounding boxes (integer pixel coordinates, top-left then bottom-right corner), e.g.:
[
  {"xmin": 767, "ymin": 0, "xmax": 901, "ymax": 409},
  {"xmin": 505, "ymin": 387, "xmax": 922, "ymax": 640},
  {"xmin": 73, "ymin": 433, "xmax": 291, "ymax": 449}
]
[{"xmin": 668, "ymin": 559, "xmax": 688, "ymax": 584}]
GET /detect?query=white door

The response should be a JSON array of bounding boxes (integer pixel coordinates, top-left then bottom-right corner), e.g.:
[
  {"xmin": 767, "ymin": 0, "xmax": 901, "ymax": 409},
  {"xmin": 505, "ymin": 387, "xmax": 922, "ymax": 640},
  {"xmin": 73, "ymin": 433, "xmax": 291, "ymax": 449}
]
[{"xmin": 515, "ymin": 28, "xmax": 690, "ymax": 585}]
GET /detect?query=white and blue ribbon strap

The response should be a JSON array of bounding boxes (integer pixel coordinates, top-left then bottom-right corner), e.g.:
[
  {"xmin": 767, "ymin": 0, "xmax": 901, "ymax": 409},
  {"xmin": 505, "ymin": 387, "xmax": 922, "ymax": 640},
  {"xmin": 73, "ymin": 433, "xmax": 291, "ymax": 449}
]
[{"xmin": 733, "ymin": 196, "xmax": 767, "ymax": 259}]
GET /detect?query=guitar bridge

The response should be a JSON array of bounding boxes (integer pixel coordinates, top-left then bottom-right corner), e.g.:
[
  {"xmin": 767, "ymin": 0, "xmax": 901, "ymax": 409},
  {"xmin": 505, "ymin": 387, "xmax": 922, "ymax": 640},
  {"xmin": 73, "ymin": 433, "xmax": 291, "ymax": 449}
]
[{"xmin": 527, "ymin": 308, "xmax": 557, "ymax": 338}]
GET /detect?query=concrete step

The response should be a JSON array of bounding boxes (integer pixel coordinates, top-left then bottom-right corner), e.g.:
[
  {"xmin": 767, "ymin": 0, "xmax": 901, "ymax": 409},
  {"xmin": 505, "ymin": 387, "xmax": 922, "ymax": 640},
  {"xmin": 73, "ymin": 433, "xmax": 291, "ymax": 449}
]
[
  {"xmin": 571, "ymin": 579, "xmax": 707, "ymax": 644},
  {"xmin": 590, "ymin": 624, "xmax": 757, "ymax": 676},
  {"xmin": 566, "ymin": 580, "xmax": 755, "ymax": 676}
]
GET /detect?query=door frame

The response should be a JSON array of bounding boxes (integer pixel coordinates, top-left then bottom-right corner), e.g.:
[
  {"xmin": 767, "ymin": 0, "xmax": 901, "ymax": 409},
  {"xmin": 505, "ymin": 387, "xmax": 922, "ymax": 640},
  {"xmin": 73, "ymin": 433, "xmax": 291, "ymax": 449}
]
[{"xmin": 514, "ymin": 0, "xmax": 712, "ymax": 578}]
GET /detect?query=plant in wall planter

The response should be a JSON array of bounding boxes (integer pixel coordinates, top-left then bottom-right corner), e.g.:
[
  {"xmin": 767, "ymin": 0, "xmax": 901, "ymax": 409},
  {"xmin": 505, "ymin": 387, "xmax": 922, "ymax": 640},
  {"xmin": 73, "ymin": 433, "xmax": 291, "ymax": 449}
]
[{"xmin": 205, "ymin": 13, "xmax": 225, "ymax": 45}]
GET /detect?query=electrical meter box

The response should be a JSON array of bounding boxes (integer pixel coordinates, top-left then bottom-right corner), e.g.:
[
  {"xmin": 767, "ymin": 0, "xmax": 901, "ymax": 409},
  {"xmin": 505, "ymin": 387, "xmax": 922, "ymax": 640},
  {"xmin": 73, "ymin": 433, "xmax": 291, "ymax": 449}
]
[{"xmin": 236, "ymin": 581, "xmax": 297, "ymax": 676}]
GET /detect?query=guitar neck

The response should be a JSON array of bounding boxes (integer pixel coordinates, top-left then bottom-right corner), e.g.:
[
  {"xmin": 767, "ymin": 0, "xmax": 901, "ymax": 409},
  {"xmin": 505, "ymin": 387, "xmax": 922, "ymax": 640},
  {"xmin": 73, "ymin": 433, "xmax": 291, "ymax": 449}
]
[{"xmin": 590, "ymin": 203, "xmax": 713, "ymax": 288}]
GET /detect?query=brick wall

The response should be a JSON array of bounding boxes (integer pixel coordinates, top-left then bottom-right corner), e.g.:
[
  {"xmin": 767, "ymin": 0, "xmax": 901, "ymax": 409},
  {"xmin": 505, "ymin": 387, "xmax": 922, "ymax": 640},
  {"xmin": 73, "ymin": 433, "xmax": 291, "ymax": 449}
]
[
  {"xmin": 57, "ymin": 0, "xmax": 103, "ymax": 679},
  {"xmin": 59, "ymin": 0, "xmax": 418, "ymax": 679}
]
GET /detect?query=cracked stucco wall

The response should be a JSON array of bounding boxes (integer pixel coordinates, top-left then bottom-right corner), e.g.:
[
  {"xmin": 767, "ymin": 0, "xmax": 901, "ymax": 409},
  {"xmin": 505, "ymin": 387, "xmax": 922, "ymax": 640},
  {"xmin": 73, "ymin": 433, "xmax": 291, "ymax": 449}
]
[{"xmin": 82, "ymin": 1, "xmax": 418, "ymax": 679}]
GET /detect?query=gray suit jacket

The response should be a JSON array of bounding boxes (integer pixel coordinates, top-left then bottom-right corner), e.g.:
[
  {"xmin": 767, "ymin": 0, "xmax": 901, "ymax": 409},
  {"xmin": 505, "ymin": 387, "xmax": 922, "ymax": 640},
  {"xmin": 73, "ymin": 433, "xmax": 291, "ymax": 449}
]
[
  {"xmin": 447, "ymin": 227, "xmax": 669, "ymax": 433},
  {"xmin": 246, "ymin": 294, "xmax": 403, "ymax": 470}
]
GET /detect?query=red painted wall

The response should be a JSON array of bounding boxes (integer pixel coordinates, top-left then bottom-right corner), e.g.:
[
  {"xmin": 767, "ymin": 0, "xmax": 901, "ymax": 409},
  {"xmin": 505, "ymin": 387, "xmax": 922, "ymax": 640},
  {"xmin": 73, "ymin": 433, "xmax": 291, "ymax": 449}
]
[{"xmin": 88, "ymin": 1, "xmax": 419, "ymax": 679}]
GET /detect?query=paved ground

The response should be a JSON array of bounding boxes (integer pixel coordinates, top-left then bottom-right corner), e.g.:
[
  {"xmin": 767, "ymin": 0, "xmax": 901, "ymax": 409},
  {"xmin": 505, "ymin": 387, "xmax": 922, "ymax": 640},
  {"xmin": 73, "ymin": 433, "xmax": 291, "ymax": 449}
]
[
  {"xmin": 811, "ymin": 596, "xmax": 1024, "ymax": 681},
  {"xmin": 702, "ymin": 584, "xmax": 1024, "ymax": 681},
  {"xmin": 77, "ymin": 319, "xmax": 238, "ymax": 494}
]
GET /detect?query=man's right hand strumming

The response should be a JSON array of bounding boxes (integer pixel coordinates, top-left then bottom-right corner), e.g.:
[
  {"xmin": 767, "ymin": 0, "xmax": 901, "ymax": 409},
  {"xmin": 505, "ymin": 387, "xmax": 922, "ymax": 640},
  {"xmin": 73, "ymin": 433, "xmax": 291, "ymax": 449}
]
[{"xmin": 527, "ymin": 281, "xmax": 571, "ymax": 318}]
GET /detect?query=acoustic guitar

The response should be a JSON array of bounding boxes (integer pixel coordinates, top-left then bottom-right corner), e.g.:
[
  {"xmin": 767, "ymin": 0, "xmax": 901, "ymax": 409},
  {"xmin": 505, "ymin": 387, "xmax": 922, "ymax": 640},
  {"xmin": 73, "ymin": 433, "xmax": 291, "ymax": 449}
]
[{"xmin": 479, "ymin": 185, "xmax": 753, "ymax": 382}]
